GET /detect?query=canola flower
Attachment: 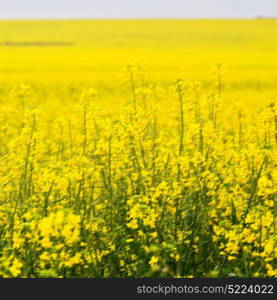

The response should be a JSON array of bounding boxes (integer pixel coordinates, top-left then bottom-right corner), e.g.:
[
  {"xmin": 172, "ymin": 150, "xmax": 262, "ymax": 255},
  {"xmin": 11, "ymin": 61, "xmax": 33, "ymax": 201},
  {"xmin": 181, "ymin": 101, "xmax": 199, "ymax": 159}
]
[{"xmin": 0, "ymin": 64, "xmax": 276, "ymax": 278}]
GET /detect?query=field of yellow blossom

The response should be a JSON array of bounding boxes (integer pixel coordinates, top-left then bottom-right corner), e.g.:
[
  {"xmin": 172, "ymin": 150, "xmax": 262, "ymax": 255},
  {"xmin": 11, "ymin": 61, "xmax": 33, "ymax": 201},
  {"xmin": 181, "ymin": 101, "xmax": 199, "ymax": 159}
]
[{"xmin": 0, "ymin": 20, "xmax": 276, "ymax": 278}]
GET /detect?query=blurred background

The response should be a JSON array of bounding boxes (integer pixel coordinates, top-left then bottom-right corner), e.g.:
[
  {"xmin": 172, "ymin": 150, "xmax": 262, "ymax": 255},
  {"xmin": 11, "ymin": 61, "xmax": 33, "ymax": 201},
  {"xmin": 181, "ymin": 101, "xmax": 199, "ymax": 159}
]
[{"xmin": 0, "ymin": 0, "xmax": 276, "ymax": 110}]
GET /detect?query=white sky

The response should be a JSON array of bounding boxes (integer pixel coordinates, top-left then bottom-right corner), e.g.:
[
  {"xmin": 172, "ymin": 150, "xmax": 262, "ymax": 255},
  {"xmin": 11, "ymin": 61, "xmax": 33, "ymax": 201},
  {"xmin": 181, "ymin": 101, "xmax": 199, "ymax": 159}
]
[{"xmin": 0, "ymin": 0, "xmax": 276, "ymax": 19}]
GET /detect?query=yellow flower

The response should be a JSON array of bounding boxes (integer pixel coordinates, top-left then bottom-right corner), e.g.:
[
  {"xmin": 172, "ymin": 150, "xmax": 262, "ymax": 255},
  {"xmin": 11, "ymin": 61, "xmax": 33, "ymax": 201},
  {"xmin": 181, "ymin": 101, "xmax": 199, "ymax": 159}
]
[
  {"xmin": 9, "ymin": 259, "xmax": 23, "ymax": 277},
  {"xmin": 149, "ymin": 256, "xmax": 159, "ymax": 267}
]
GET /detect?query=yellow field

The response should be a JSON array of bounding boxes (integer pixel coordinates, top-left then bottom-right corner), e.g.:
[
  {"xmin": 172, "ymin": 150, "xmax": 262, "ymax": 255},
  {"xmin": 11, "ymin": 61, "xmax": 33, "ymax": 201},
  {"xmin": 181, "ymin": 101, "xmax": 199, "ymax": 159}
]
[
  {"xmin": 1, "ymin": 19, "xmax": 277, "ymax": 106},
  {"xmin": 0, "ymin": 20, "xmax": 276, "ymax": 278}
]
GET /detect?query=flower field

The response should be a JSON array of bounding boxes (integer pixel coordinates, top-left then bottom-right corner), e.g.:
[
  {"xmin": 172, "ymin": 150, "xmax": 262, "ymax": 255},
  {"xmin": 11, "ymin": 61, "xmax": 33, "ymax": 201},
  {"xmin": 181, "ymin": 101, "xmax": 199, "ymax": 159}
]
[{"xmin": 0, "ymin": 20, "xmax": 276, "ymax": 278}]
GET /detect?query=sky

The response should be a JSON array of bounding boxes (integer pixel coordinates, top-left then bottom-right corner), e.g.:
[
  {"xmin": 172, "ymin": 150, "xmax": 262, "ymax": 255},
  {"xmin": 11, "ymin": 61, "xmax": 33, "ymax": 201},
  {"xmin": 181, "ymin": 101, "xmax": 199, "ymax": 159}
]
[{"xmin": 0, "ymin": 0, "xmax": 277, "ymax": 19}]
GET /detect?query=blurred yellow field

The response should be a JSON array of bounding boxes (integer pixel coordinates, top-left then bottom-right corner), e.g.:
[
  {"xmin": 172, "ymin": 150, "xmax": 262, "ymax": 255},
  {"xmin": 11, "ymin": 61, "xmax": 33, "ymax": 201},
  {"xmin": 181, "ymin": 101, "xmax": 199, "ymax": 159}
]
[
  {"xmin": 0, "ymin": 20, "xmax": 276, "ymax": 278},
  {"xmin": 0, "ymin": 20, "xmax": 277, "ymax": 105}
]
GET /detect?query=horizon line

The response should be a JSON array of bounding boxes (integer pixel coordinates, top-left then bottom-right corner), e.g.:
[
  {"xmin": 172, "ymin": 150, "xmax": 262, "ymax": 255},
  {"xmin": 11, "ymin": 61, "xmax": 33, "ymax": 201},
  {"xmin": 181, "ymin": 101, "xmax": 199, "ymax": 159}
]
[{"xmin": 0, "ymin": 16, "xmax": 277, "ymax": 21}]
